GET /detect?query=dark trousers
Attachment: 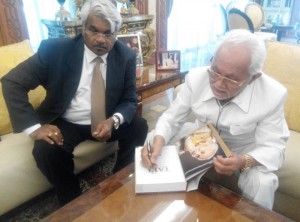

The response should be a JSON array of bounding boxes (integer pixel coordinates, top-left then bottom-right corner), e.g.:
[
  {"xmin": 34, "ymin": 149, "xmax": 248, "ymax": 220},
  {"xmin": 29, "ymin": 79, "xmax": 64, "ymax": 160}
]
[{"xmin": 32, "ymin": 115, "xmax": 148, "ymax": 206}]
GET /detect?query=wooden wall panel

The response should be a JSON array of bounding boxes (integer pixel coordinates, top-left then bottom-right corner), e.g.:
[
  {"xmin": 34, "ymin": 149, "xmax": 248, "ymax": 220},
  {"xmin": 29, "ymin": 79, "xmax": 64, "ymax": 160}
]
[
  {"xmin": 0, "ymin": 0, "xmax": 28, "ymax": 46},
  {"xmin": 136, "ymin": 0, "xmax": 148, "ymax": 15}
]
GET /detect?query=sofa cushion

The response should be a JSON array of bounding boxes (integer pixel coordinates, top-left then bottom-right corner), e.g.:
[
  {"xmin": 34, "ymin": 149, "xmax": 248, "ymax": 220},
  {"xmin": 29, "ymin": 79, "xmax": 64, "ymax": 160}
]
[
  {"xmin": 263, "ymin": 41, "xmax": 300, "ymax": 132},
  {"xmin": 276, "ymin": 130, "xmax": 300, "ymax": 199},
  {"xmin": 0, "ymin": 40, "xmax": 46, "ymax": 135}
]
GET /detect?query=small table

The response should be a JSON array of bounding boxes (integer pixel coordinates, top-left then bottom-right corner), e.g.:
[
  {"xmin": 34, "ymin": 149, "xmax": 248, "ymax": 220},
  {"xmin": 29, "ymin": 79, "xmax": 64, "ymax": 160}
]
[
  {"xmin": 43, "ymin": 164, "xmax": 292, "ymax": 222},
  {"xmin": 273, "ymin": 25, "xmax": 294, "ymax": 41},
  {"xmin": 136, "ymin": 66, "xmax": 188, "ymax": 116}
]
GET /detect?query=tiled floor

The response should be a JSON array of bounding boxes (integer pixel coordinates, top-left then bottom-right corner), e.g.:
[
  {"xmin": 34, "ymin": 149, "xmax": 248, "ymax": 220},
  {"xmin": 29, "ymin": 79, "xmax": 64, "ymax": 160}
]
[{"xmin": 142, "ymin": 91, "xmax": 171, "ymax": 131}]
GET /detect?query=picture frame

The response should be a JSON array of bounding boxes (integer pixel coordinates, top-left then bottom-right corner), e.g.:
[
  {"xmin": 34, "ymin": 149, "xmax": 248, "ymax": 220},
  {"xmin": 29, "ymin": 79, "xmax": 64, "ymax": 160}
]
[
  {"xmin": 117, "ymin": 34, "xmax": 143, "ymax": 67},
  {"xmin": 155, "ymin": 50, "xmax": 181, "ymax": 71}
]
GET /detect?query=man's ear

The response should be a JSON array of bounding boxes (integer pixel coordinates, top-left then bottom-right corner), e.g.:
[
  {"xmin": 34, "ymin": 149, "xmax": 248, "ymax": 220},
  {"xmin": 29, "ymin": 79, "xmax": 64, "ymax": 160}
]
[{"xmin": 248, "ymin": 72, "xmax": 262, "ymax": 84}]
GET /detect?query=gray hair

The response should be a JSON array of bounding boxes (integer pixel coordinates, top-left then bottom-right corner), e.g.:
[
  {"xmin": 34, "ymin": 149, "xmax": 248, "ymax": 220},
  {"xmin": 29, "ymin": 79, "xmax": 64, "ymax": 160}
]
[
  {"xmin": 214, "ymin": 29, "xmax": 266, "ymax": 76},
  {"xmin": 81, "ymin": 0, "xmax": 122, "ymax": 33}
]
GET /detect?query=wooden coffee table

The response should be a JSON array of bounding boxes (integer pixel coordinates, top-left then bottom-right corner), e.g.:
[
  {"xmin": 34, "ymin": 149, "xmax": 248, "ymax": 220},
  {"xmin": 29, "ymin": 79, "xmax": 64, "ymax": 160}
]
[
  {"xmin": 43, "ymin": 164, "xmax": 292, "ymax": 222},
  {"xmin": 135, "ymin": 66, "xmax": 187, "ymax": 116}
]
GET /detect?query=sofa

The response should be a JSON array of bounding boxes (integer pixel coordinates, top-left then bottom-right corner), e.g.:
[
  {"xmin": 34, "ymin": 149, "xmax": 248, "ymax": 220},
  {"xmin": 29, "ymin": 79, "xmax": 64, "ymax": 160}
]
[
  {"xmin": 174, "ymin": 40, "xmax": 300, "ymax": 221},
  {"xmin": 263, "ymin": 40, "xmax": 300, "ymax": 222},
  {"xmin": 0, "ymin": 40, "xmax": 118, "ymax": 216}
]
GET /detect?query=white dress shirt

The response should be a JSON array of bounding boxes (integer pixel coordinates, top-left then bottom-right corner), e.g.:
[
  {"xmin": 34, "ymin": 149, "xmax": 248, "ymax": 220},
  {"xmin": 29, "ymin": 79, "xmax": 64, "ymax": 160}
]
[{"xmin": 154, "ymin": 66, "xmax": 289, "ymax": 172}]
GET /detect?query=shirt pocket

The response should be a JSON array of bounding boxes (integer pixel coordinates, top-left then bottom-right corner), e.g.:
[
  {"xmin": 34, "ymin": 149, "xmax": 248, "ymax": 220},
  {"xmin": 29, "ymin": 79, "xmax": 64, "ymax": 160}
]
[{"xmin": 230, "ymin": 123, "xmax": 256, "ymax": 136}]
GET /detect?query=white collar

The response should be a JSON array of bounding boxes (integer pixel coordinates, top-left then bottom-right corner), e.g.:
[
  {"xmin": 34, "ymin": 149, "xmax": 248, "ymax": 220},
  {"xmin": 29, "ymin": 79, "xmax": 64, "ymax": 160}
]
[{"xmin": 84, "ymin": 45, "xmax": 108, "ymax": 65}]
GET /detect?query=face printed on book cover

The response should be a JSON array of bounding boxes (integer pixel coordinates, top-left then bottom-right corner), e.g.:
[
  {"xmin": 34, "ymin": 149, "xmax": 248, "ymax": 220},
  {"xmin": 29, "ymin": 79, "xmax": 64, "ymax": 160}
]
[{"xmin": 184, "ymin": 128, "xmax": 218, "ymax": 160}]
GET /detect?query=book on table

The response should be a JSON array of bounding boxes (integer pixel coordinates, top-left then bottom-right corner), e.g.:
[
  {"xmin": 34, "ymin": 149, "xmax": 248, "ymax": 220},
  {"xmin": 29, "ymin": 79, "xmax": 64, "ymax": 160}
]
[{"xmin": 135, "ymin": 123, "xmax": 232, "ymax": 193}]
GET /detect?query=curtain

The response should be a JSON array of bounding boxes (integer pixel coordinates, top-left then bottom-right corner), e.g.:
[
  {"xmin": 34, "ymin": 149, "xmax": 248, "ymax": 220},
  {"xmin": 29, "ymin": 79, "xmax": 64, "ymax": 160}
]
[
  {"xmin": 167, "ymin": 0, "xmax": 229, "ymax": 71},
  {"xmin": 22, "ymin": 0, "xmax": 74, "ymax": 51}
]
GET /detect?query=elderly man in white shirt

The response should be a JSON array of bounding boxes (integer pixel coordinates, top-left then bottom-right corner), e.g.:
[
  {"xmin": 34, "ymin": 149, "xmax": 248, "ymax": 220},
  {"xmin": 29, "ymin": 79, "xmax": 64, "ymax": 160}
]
[{"xmin": 141, "ymin": 29, "xmax": 289, "ymax": 209}]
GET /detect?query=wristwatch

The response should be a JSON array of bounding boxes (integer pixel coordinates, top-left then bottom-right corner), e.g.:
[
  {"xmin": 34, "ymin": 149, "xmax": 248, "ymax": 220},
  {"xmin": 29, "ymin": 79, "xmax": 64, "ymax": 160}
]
[
  {"xmin": 112, "ymin": 115, "xmax": 120, "ymax": 130},
  {"xmin": 240, "ymin": 154, "xmax": 251, "ymax": 173}
]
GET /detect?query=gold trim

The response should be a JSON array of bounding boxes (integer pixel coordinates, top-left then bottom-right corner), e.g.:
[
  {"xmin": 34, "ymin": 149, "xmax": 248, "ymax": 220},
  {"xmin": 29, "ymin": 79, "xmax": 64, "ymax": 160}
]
[{"xmin": 207, "ymin": 123, "xmax": 232, "ymax": 157}]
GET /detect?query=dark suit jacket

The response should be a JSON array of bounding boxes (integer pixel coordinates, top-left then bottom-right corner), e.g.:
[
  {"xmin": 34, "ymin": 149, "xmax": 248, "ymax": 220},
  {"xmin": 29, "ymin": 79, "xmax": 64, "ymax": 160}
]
[{"xmin": 1, "ymin": 35, "xmax": 137, "ymax": 133}]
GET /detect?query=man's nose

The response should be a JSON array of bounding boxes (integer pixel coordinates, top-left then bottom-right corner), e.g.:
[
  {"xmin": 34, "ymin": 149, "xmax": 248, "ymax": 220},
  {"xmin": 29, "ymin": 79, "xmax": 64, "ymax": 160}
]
[
  {"xmin": 214, "ymin": 76, "xmax": 227, "ymax": 87},
  {"xmin": 95, "ymin": 34, "xmax": 106, "ymax": 41}
]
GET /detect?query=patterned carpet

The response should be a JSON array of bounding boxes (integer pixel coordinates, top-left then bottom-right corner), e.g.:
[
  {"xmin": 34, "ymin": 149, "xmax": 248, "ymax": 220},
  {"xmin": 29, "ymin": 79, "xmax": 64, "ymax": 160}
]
[{"xmin": 2, "ymin": 93, "xmax": 170, "ymax": 222}]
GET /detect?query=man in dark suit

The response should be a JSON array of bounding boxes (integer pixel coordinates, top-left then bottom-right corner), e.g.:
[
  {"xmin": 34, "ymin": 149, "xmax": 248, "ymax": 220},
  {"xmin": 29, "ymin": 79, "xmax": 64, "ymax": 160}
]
[{"xmin": 1, "ymin": 0, "xmax": 148, "ymax": 206}]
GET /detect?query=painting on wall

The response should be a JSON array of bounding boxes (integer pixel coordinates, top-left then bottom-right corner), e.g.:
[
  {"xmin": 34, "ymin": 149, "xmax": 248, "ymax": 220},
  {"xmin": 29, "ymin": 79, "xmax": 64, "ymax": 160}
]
[{"xmin": 117, "ymin": 34, "xmax": 143, "ymax": 66}]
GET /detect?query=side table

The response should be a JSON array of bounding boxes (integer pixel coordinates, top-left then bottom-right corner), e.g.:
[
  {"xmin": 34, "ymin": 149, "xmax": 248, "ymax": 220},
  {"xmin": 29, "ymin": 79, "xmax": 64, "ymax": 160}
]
[
  {"xmin": 273, "ymin": 25, "xmax": 294, "ymax": 41},
  {"xmin": 136, "ymin": 66, "xmax": 187, "ymax": 116}
]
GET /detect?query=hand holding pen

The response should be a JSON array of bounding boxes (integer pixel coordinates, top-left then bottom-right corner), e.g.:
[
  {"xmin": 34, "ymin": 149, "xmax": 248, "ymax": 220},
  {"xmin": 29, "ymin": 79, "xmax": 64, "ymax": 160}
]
[
  {"xmin": 147, "ymin": 140, "xmax": 153, "ymax": 168},
  {"xmin": 142, "ymin": 136, "xmax": 165, "ymax": 168}
]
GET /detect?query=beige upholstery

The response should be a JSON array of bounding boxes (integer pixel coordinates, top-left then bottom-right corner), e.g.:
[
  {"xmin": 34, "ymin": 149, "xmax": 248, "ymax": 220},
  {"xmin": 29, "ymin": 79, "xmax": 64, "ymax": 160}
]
[
  {"xmin": 262, "ymin": 41, "xmax": 300, "ymax": 221},
  {"xmin": 228, "ymin": 8, "xmax": 254, "ymax": 32},
  {"xmin": 263, "ymin": 41, "xmax": 300, "ymax": 132},
  {"xmin": 0, "ymin": 40, "xmax": 46, "ymax": 135},
  {"xmin": 0, "ymin": 41, "xmax": 118, "ymax": 216},
  {"xmin": 244, "ymin": 2, "xmax": 264, "ymax": 31}
]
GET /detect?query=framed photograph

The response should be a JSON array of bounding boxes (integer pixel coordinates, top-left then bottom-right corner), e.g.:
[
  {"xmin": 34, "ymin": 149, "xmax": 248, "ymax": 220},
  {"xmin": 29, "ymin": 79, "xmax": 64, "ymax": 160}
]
[
  {"xmin": 117, "ymin": 34, "xmax": 143, "ymax": 66},
  {"xmin": 155, "ymin": 50, "xmax": 180, "ymax": 71}
]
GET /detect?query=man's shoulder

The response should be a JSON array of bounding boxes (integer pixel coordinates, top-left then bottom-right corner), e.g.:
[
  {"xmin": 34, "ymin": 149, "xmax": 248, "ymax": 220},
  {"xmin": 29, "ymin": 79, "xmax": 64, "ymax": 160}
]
[
  {"xmin": 186, "ymin": 66, "xmax": 209, "ymax": 83},
  {"xmin": 40, "ymin": 35, "xmax": 83, "ymax": 49},
  {"xmin": 260, "ymin": 73, "xmax": 287, "ymax": 95}
]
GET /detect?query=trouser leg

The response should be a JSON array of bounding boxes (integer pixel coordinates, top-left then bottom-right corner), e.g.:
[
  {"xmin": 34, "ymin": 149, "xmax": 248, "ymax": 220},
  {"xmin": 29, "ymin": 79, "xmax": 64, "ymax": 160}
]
[
  {"xmin": 32, "ymin": 119, "xmax": 87, "ymax": 206},
  {"xmin": 110, "ymin": 115, "xmax": 148, "ymax": 172},
  {"xmin": 238, "ymin": 168, "xmax": 278, "ymax": 209},
  {"xmin": 32, "ymin": 143, "xmax": 81, "ymax": 205}
]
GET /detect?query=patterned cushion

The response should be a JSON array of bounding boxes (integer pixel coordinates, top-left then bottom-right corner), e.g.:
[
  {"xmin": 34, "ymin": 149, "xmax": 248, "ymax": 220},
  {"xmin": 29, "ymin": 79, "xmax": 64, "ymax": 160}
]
[
  {"xmin": 263, "ymin": 41, "xmax": 300, "ymax": 132},
  {"xmin": 0, "ymin": 40, "xmax": 45, "ymax": 135}
]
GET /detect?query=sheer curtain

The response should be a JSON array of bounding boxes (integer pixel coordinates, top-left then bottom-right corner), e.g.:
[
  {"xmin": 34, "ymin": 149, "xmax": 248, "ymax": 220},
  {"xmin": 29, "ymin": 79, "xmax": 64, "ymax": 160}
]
[
  {"xmin": 23, "ymin": 0, "xmax": 74, "ymax": 51},
  {"xmin": 167, "ymin": 0, "xmax": 229, "ymax": 71}
]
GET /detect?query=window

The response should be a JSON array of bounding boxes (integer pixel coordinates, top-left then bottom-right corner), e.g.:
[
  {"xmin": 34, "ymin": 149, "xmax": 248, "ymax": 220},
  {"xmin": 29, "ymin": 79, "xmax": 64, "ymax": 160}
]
[
  {"xmin": 167, "ymin": 1, "xmax": 228, "ymax": 71},
  {"xmin": 23, "ymin": 0, "xmax": 74, "ymax": 51}
]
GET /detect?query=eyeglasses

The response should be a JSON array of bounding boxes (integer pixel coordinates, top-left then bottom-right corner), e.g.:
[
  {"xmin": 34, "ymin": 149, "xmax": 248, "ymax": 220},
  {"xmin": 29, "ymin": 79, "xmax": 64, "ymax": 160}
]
[
  {"xmin": 85, "ymin": 30, "xmax": 115, "ymax": 40},
  {"xmin": 207, "ymin": 68, "xmax": 245, "ymax": 87}
]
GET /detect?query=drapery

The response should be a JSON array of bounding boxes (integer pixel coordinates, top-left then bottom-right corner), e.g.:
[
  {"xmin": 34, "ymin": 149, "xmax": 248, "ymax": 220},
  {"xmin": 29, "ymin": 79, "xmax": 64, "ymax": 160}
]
[
  {"xmin": 23, "ymin": 0, "xmax": 74, "ymax": 51},
  {"xmin": 167, "ymin": 0, "xmax": 229, "ymax": 71}
]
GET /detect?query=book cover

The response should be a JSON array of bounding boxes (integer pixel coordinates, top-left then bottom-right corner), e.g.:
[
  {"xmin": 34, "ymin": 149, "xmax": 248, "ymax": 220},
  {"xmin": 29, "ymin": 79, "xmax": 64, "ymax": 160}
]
[
  {"xmin": 135, "ymin": 124, "xmax": 231, "ymax": 193},
  {"xmin": 178, "ymin": 123, "xmax": 231, "ymax": 181},
  {"xmin": 135, "ymin": 145, "xmax": 187, "ymax": 193}
]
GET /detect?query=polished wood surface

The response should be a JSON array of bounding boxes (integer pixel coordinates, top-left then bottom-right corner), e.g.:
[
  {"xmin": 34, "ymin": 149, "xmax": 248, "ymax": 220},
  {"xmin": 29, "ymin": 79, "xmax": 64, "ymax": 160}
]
[
  {"xmin": 135, "ymin": 66, "xmax": 187, "ymax": 115},
  {"xmin": 43, "ymin": 164, "xmax": 292, "ymax": 222}
]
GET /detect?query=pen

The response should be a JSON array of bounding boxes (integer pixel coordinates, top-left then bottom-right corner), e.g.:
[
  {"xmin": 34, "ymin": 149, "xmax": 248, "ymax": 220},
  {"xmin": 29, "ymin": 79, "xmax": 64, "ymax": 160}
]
[{"xmin": 147, "ymin": 140, "xmax": 152, "ymax": 165}]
